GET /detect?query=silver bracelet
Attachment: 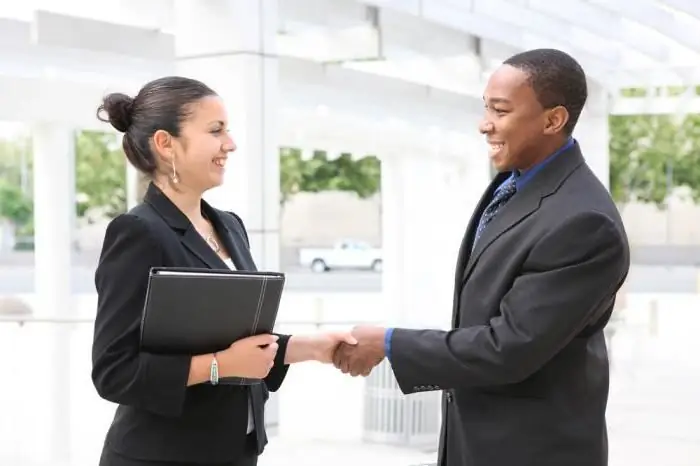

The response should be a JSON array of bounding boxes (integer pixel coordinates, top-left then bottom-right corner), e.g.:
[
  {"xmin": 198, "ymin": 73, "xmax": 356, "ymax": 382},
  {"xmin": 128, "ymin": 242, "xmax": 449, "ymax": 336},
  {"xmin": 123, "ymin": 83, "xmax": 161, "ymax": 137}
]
[{"xmin": 210, "ymin": 353, "xmax": 219, "ymax": 385}]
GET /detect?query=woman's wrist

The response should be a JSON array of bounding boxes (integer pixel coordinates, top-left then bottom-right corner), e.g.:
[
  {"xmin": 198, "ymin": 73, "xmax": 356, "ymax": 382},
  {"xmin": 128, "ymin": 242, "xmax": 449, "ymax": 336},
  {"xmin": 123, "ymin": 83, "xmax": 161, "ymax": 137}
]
[
  {"xmin": 284, "ymin": 335, "xmax": 321, "ymax": 364},
  {"xmin": 187, "ymin": 353, "xmax": 215, "ymax": 386}
]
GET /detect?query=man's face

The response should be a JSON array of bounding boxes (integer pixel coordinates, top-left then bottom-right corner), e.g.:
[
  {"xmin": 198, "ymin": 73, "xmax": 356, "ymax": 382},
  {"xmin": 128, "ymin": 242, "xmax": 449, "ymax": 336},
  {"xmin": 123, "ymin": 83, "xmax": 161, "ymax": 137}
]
[{"xmin": 479, "ymin": 65, "xmax": 553, "ymax": 172}]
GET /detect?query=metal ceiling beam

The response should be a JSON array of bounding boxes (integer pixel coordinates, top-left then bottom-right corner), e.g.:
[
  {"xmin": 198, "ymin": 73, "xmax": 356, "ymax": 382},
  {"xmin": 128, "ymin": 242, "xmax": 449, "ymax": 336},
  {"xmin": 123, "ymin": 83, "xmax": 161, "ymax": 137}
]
[
  {"xmin": 651, "ymin": 0, "xmax": 700, "ymax": 22},
  {"xmin": 472, "ymin": 0, "xmax": 620, "ymax": 66},
  {"xmin": 364, "ymin": 0, "xmax": 615, "ymax": 88},
  {"xmin": 588, "ymin": 0, "xmax": 700, "ymax": 54},
  {"xmin": 610, "ymin": 95, "xmax": 700, "ymax": 116},
  {"xmin": 524, "ymin": 0, "xmax": 670, "ymax": 62},
  {"xmin": 607, "ymin": 65, "xmax": 700, "ymax": 88},
  {"xmin": 279, "ymin": 0, "xmax": 370, "ymax": 31}
]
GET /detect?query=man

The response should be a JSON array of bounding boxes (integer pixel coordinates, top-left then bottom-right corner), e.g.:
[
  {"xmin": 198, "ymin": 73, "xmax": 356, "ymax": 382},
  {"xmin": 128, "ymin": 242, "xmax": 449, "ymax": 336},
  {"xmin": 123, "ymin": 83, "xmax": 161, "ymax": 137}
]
[{"xmin": 334, "ymin": 48, "xmax": 630, "ymax": 466}]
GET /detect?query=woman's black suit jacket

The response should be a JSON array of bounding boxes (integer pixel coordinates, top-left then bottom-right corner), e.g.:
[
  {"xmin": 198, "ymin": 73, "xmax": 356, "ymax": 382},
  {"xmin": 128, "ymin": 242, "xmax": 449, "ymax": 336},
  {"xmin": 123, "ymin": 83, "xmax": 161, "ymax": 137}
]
[{"xmin": 91, "ymin": 183, "xmax": 290, "ymax": 464}]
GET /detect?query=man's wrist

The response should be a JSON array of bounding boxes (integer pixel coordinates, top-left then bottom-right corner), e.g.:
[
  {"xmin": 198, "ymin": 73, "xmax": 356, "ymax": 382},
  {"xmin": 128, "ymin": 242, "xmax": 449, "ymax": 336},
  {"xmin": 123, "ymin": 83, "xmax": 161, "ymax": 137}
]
[{"xmin": 384, "ymin": 327, "xmax": 394, "ymax": 361}]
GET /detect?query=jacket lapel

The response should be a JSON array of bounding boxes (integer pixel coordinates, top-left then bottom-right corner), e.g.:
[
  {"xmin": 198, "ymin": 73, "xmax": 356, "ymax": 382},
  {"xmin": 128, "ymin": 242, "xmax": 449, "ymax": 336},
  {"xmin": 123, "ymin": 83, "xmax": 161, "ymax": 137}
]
[
  {"xmin": 181, "ymin": 227, "xmax": 226, "ymax": 269},
  {"xmin": 143, "ymin": 183, "xmax": 226, "ymax": 269},
  {"xmin": 459, "ymin": 142, "xmax": 586, "ymax": 288},
  {"xmin": 461, "ymin": 183, "xmax": 541, "ymax": 285},
  {"xmin": 451, "ymin": 174, "xmax": 507, "ymax": 327},
  {"xmin": 203, "ymin": 205, "xmax": 258, "ymax": 272}
]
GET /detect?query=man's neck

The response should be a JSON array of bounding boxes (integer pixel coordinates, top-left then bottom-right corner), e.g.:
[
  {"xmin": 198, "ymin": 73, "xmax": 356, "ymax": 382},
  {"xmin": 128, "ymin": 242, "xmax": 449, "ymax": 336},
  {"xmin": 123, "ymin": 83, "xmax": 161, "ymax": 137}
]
[{"xmin": 519, "ymin": 136, "xmax": 570, "ymax": 172}]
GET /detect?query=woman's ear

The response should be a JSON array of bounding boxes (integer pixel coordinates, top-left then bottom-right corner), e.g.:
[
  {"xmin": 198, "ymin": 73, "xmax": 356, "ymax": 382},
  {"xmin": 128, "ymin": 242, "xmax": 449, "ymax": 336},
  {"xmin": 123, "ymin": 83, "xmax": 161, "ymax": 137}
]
[{"xmin": 152, "ymin": 129, "xmax": 174, "ymax": 163}]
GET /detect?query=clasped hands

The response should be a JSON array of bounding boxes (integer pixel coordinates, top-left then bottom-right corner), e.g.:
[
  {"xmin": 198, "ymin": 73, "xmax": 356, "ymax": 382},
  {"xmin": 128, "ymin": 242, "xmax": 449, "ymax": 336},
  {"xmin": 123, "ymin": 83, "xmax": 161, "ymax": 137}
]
[
  {"xmin": 289, "ymin": 325, "xmax": 387, "ymax": 378},
  {"xmin": 331, "ymin": 325, "xmax": 387, "ymax": 377},
  {"xmin": 215, "ymin": 325, "xmax": 386, "ymax": 380}
]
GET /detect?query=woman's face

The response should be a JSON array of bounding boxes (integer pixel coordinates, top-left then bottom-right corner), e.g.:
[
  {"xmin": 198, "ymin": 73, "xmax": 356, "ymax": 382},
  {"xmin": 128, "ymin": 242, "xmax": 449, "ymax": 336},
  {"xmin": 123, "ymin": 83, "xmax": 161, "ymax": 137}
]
[{"xmin": 168, "ymin": 95, "xmax": 236, "ymax": 193}]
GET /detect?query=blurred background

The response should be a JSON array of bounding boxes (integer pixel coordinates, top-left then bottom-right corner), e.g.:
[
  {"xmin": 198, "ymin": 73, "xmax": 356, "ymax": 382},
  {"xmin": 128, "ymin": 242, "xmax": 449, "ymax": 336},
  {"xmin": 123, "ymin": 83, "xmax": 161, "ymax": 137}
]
[{"xmin": 1, "ymin": 1, "xmax": 700, "ymax": 465}]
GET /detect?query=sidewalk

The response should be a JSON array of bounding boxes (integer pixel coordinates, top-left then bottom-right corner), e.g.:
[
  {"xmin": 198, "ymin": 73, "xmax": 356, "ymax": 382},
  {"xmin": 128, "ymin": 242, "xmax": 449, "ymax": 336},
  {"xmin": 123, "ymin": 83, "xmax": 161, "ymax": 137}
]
[{"xmin": 259, "ymin": 438, "xmax": 436, "ymax": 466}]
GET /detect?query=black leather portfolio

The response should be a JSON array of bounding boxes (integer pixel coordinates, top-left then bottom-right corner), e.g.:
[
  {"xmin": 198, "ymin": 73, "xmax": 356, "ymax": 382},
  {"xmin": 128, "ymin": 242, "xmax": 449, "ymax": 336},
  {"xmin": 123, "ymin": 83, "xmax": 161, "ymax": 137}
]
[{"xmin": 139, "ymin": 267, "xmax": 285, "ymax": 359}]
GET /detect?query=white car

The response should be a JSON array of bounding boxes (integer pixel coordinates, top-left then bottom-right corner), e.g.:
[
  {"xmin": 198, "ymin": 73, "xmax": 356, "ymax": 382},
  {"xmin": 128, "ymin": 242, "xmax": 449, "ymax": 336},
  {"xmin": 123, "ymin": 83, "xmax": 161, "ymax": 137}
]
[{"xmin": 299, "ymin": 239, "xmax": 382, "ymax": 273}]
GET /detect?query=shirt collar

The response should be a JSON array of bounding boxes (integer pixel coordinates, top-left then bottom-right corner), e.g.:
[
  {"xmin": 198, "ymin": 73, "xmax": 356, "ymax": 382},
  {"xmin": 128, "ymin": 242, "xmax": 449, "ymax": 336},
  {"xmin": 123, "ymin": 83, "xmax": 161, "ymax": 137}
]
[{"xmin": 514, "ymin": 137, "xmax": 574, "ymax": 190}]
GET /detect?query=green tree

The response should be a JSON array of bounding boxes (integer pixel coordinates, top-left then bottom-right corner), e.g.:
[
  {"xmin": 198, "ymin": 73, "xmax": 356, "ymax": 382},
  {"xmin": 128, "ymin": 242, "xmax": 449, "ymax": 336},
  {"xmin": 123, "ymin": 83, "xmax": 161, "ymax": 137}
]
[
  {"xmin": 280, "ymin": 149, "xmax": 381, "ymax": 198},
  {"xmin": 0, "ymin": 136, "xmax": 31, "ymax": 192},
  {"xmin": 75, "ymin": 131, "xmax": 127, "ymax": 217},
  {"xmin": 609, "ymin": 114, "xmax": 690, "ymax": 206},
  {"xmin": 0, "ymin": 181, "xmax": 32, "ymax": 226},
  {"xmin": 675, "ymin": 114, "xmax": 700, "ymax": 203},
  {"xmin": 279, "ymin": 147, "xmax": 305, "ymax": 205}
]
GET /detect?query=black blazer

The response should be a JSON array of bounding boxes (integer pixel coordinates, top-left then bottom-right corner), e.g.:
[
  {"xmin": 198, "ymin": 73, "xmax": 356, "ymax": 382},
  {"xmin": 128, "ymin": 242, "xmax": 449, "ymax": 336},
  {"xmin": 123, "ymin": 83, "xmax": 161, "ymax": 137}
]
[
  {"xmin": 389, "ymin": 142, "xmax": 630, "ymax": 466},
  {"xmin": 91, "ymin": 183, "xmax": 290, "ymax": 464}
]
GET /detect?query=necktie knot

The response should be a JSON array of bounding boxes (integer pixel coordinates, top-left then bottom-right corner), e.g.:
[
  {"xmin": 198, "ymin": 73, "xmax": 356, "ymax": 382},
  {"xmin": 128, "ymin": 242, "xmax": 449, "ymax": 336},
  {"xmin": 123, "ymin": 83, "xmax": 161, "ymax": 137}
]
[{"xmin": 472, "ymin": 176, "xmax": 518, "ymax": 250}]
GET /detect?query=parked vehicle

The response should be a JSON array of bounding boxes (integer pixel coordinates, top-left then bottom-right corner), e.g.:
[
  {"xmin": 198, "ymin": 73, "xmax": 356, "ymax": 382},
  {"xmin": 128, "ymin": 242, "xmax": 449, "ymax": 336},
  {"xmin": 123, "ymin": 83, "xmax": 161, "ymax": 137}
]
[{"xmin": 299, "ymin": 239, "xmax": 382, "ymax": 273}]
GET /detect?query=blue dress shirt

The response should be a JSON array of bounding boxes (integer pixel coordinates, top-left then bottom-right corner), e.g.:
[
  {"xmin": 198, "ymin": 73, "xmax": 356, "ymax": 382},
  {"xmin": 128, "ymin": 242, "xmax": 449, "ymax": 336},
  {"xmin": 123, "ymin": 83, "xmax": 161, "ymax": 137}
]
[{"xmin": 384, "ymin": 138, "xmax": 575, "ymax": 362}]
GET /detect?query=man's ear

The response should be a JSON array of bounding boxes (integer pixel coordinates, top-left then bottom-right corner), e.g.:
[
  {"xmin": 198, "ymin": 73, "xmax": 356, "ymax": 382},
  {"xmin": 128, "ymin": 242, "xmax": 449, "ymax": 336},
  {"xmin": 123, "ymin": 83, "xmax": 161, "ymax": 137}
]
[{"xmin": 543, "ymin": 106, "xmax": 569, "ymax": 135}]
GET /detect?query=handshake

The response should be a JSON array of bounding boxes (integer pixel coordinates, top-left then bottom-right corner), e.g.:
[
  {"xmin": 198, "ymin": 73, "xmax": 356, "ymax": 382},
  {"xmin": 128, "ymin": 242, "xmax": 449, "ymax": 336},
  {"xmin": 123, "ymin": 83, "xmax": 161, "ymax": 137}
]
[
  {"xmin": 326, "ymin": 325, "xmax": 388, "ymax": 377},
  {"xmin": 211, "ymin": 325, "xmax": 388, "ymax": 381}
]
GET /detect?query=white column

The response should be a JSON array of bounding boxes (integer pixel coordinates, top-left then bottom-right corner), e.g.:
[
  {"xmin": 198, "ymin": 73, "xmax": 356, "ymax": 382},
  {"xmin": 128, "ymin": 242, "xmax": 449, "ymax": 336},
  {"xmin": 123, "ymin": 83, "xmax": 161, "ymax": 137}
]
[
  {"xmin": 576, "ymin": 81, "xmax": 610, "ymax": 189},
  {"xmin": 125, "ymin": 164, "xmax": 139, "ymax": 210},
  {"xmin": 381, "ymin": 123, "xmax": 491, "ymax": 329},
  {"xmin": 174, "ymin": 0, "xmax": 280, "ymax": 270},
  {"xmin": 32, "ymin": 123, "xmax": 76, "ymax": 463},
  {"xmin": 380, "ymin": 153, "xmax": 488, "ymax": 328}
]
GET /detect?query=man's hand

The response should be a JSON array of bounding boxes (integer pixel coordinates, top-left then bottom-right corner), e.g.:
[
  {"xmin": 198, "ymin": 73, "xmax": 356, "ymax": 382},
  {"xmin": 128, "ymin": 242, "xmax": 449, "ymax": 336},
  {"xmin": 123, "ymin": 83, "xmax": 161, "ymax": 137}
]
[{"xmin": 333, "ymin": 325, "xmax": 387, "ymax": 376}]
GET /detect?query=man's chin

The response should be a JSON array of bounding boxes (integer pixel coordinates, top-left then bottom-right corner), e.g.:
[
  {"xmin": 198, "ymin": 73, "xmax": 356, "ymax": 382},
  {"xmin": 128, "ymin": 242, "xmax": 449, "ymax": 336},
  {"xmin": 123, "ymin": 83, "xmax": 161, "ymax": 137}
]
[{"xmin": 490, "ymin": 159, "xmax": 509, "ymax": 173}]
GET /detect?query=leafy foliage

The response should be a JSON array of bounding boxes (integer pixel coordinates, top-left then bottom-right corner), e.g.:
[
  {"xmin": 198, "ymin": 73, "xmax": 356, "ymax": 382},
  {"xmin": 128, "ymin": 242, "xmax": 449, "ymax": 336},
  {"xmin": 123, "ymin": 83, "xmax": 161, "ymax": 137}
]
[
  {"xmin": 609, "ymin": 114, "xmax": 700, "ymax": 206},
  {"xmin": 2, "ymin": 112, "xmax": 699, "ymax": 230},
  {"xmin": 280, "ymin": 148, "xmax": 381, "ymax": 204},
  {"xmin": 0, "ymin": 136, "xmax": 32, "ymax": 229},
  {"xmin": 0, "ymin": 130, "xmax": 127, "ymax": 227},
  {"xmin": 0, "ymin": 181, "xmax": 32, "ymax": 226},
  {"xmin": 75, "ymin": 131, "xmax": 126, "ymax": 217}
]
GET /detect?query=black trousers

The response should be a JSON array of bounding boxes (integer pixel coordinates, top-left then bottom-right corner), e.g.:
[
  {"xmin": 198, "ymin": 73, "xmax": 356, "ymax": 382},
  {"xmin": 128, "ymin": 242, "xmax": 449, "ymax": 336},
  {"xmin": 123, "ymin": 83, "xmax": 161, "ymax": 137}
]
[{"xmin": 99, "ymin": 436, "xmax": 258, "ymax": 466}]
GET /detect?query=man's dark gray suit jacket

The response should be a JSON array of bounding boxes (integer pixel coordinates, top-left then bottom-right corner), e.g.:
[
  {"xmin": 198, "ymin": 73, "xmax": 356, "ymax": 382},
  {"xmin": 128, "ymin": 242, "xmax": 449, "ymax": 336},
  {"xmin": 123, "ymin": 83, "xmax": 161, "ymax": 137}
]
[{"xmin": 389, "ymin": 142, "xmax": 630, "ymax": 466}]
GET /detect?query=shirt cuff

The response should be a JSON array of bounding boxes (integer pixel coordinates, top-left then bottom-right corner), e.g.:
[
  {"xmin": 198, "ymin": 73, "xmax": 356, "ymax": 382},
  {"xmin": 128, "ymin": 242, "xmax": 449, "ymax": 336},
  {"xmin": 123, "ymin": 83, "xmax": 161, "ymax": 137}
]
[{"xmin": 384, "ymin": 327, "xmax": 395, "ymax": 362}]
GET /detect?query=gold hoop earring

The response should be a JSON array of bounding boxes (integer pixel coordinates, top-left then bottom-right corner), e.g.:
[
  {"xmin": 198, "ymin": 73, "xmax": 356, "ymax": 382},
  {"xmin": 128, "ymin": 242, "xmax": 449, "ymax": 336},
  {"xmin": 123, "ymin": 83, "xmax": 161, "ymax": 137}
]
[{"xmin": 170, "ymin": 160, "xmax": 179, "ymax": 184}]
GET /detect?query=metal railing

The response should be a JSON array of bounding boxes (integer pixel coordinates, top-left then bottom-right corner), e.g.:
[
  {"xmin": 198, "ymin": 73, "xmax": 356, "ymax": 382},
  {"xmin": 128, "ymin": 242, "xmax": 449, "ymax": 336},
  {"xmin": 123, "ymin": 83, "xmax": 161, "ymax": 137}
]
[{"xmin": 0, "ymin": 313, "xmax": 439, "ymax": 466}]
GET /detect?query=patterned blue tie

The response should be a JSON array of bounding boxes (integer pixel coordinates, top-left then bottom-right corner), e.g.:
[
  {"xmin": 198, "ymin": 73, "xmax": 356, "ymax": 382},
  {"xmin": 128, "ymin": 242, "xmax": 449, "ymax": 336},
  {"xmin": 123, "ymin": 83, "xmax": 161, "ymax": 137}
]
[{"xmin": 472, "ymin": 175, "xmax": 518, "ymax": 250}]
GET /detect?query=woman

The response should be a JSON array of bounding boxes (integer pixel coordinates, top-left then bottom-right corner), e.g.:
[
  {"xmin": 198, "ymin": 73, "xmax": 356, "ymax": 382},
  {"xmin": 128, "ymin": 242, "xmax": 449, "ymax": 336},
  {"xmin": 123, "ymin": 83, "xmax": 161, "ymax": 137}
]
[{"xmin": 92, "ymin": 76, "xmax": 355, "ymax": 466}]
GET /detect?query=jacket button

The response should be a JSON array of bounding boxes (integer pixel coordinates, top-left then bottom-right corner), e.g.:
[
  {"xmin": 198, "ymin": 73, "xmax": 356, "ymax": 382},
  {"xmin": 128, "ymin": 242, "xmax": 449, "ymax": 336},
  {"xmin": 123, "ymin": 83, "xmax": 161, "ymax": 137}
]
[{"xmin": 446, "ymin": 392, "xmax": 453, "ymax": 403}]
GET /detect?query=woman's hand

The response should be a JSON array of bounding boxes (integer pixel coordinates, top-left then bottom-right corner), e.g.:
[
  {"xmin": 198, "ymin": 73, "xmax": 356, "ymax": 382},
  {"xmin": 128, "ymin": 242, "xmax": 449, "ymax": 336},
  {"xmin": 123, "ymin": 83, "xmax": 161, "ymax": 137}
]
[
  {"xmin": 218, "ymin": 334, "xmax": 279, "ymax": 379},
  {"xmin": 313, "ymin": 331, "xmax": 358, "ymax": 364},
  {"xmin": 285, "ymin": 331, "xmax": 357, "ymax": 364}
]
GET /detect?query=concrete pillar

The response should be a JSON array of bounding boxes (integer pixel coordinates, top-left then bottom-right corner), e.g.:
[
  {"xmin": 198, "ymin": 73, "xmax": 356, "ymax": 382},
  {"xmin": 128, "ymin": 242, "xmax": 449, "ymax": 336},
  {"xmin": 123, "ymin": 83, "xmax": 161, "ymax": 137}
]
[
  {"xmin": 370, "ymin": 131, "xmax": 490, "ymax": 446},
  {"xmin": 380, "ymin": 154, "xmax": 450, "ymax": 327},
  {"xmin": 381, "ymin": 126, "xmax": 491, "ymax": 328},
  {"xmin": 576, "ymin": 80, "xmax": 610, "ymax": 189},
  {"xmin": 174, "ymin": 0, "xmax": 280, "ymax": 270},
  {"xmin": 31, "ymin": 123, "xmax": 76, "ymax": 463},
  {"xmin": 125, "ymin": 164, "xmax": 140, "ymax": 210}
]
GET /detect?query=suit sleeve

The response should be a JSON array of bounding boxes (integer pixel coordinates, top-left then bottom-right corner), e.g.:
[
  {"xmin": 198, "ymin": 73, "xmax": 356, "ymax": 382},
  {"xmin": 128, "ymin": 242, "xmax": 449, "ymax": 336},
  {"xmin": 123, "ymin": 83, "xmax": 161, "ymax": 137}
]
[
  {"xmin": 91, "ymin": 214, "xmax": 191, "ymax": 417},
  {"xmin": 226, "ymin": 210, "xmax": 290, "ymax": 391},
  {"xmin": 389, "ymin": 211, "xmax": 630, "ymax": 394}
]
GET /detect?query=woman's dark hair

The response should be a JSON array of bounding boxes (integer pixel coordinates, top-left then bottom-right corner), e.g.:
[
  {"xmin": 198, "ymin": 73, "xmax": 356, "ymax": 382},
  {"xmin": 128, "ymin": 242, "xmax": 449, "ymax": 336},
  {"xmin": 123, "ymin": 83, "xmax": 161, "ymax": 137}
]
[{"xmin": 97, "ymin": 76, "xmax": 217, "ymax": 176}]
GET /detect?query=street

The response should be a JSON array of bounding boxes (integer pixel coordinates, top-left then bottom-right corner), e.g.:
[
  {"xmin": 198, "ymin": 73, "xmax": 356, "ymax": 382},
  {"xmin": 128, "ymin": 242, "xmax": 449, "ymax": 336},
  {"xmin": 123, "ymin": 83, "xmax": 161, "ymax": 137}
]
[{"xmin": 0, "ymin": 263, "xmax": 697, "ymax": 294}]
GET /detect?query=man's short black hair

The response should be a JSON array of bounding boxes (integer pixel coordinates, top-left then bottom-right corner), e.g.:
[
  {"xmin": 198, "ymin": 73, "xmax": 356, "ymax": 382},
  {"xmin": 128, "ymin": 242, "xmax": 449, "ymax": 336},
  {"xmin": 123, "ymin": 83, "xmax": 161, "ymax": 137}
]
[{"xmin": 503, "ymin": 48, "xmax": 588, "ymax": 135}]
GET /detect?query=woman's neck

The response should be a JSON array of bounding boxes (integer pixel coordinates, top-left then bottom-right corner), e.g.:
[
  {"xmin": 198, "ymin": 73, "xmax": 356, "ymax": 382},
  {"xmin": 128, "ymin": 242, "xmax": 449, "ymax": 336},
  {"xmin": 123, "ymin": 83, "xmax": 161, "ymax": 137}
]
[{"xmin": 159, "ymin": 183, "xmax": 204, "ymax": 226}]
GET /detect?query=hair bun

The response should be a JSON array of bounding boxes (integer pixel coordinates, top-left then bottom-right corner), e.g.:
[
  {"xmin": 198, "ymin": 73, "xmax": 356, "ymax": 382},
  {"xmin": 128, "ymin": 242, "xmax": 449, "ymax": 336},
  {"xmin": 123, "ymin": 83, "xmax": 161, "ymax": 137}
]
[{"xmin": 97, "ymin": 93, "xmax": 135, "ymax": 133}]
